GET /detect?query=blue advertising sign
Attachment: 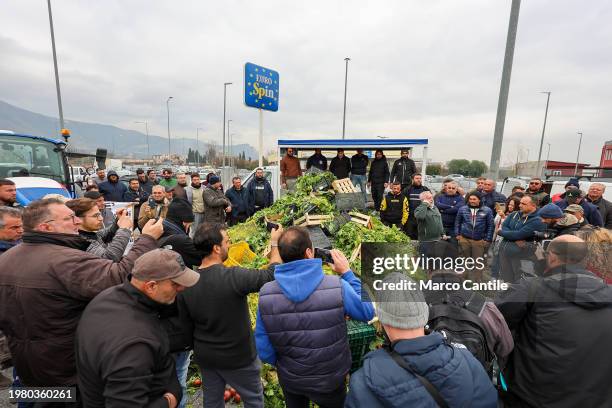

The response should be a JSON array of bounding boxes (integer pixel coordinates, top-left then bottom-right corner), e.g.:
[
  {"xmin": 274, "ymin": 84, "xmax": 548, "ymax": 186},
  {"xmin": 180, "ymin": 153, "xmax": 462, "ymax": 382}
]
[{"xmin": 244, "ymin": 62, "xmax": 279, "ymax": 112}]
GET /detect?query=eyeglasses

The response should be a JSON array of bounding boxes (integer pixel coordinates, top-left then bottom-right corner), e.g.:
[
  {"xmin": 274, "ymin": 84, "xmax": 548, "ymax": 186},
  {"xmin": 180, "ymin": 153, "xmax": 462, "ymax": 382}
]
[
  {"xmin": 84, "ymin": 213, "xmax": 103, "ymax": 219},
  {"xmin": 43, "ymin": 214, "xmax": 78, "ymax": 224}
]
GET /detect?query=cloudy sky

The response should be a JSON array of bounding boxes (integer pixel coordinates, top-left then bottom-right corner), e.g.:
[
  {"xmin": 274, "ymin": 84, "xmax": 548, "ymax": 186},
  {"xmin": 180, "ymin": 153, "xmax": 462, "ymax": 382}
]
[{"xmin": 2, "ymin": 0, "xmax": 611, "ymax": 166}]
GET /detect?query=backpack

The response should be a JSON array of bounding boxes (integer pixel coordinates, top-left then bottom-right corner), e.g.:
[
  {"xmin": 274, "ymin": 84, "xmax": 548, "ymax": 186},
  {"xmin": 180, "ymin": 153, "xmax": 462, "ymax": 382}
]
[{"xmin": 425, "ymin": 290, "xmax": 495, "ymax": 373}]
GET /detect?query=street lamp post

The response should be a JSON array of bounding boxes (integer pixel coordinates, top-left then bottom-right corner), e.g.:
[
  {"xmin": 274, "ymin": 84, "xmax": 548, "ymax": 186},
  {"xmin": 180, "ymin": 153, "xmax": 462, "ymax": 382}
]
[
  {"xmin": 166, "ymin": 96, "xmax": 173, "ymax": 161},
  {"xmin": 230, "ymin": 133, "xmax": 237, "ymax": 167},
  {"xmin": 134, "ymin": 121, "xmax": 150, "ymax": 158},
  {"xmin": 46, "ymin": 0, "xmax": 65, "ymax": 136},
  {"xmin": 574, "ymin": 132, "xmax": 583, "ymax": 176},
  {"xmin": 536, "ymin": 91, "xmax": 551, "ymax": 178},
  {"xmin": 227, "ymin": 120, "xmax": 232, "ymax": 167},
  {"xmin": 342, "ymin": 57, "xmax": 350, "ymax": 140},
  {"xmin": 196, "ymin": 128, "xmax": 204, "ymax": 167},
  {"xmin": 222, "ymin": 82, "xmax": 232, "ymax": 167}
]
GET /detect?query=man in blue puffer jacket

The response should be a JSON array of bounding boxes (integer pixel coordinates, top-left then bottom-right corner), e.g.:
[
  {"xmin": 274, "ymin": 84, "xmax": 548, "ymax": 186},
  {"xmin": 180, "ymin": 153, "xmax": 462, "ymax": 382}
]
[
  {"xmin": 255, "ymin": 226, "xmax": 374, "ymax": 408},
  {"xmin": 455, "ymin": 191, "xmax": 494, "ymax": 281},
  {"xmin": 346, "ymin": 273, "xmax": 497, "ymax": 408},
  {"xmin": 497, "ymin": 195, "xmax": 545, "ymax": 283},
  {"xmin": 434, "ymin": 181, "xmax": 465, "ymax": 237}
]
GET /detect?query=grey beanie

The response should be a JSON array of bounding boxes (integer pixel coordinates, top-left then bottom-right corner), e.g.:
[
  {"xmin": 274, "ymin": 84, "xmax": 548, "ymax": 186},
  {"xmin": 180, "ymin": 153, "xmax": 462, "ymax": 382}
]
[{"xmin": 375, "ymin": 272, "xmax": 429, "ymax": 330}]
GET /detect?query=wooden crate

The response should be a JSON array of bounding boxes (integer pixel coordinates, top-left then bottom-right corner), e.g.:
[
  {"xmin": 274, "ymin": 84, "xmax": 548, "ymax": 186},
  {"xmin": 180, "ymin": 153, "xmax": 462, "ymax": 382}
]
[
  {"xmin": 332, "ymin": 178, "xmax": 357, "ymax": 193},
  {"xmin": 350, "ymin": 243, "xmax": 362, "ymax": 263},
  {"xmin": 293, "ymin": 213, "xmax": 333, "ymax": 227},
  {"xmin": 349, "ymin": 211, "xmax": 373, "ymax": 229}
]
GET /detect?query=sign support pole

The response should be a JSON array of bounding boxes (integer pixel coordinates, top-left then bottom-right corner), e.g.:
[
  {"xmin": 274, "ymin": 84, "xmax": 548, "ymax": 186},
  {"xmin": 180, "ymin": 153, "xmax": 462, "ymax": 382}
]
[{"xmin": 258, "ymin": 109, "xmax": 264, "ymax": 168}]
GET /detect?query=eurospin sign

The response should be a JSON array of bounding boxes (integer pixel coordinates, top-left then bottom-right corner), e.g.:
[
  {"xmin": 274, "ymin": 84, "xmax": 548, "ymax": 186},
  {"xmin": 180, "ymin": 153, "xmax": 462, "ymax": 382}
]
[{"xmin": 244, "ymin": 62, "xmax": 279, "ymax": 112}]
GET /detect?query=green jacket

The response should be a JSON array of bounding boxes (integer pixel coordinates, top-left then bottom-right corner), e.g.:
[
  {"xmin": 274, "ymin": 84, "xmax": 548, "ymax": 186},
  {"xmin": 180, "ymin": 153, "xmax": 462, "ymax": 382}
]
[
  {"xmin": 414, "ymin": 202, "xmax": 444, "ymax": 241},
  {"xmin": 158, "ymin": 178, "xmax": 177, "ymax": 188}
]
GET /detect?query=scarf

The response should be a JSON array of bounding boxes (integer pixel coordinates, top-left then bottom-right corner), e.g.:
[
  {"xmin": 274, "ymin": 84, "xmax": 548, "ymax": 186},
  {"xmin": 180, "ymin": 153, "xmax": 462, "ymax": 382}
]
[{"xmin": 22, "ymin": 231, "xmax": 90, "ymax": 251}]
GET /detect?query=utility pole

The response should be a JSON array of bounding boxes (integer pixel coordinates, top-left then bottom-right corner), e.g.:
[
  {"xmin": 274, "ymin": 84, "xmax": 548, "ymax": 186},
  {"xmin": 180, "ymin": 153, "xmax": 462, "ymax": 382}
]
[
  {"xmin": 574, "ymin": 132, "xmax": 583, "ymax": 176},
  {"xmin": 196, "ymin": 128, "xmax": 204, "ymax": 167},
  {"xmin": 536, "ymin": 91, "xmax": 551, "ymax": 178},
  {"xmin": 342, "ymin": 57, "xmax": 350, "ymax": 139},
  {"xmin": 489, "ymin": 0, "xmax": 521, "ymax": 180},
  {"xmin": 227, "ymin": 119, "xmax": 232, "ymax": 167},
  {"xmin": 47, "ymin": 0, "xmax": 65, "ymax": 134},
  {"xmin": 222, "ymin": 82, "xmax": 232, "ymax": 167}
]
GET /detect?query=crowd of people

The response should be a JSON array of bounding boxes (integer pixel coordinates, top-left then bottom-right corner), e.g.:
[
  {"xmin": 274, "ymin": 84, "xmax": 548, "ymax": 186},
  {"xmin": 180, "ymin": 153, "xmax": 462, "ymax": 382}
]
[{"xmin": 0, "ymin": 155, "xmax": 611, "ymax": 407}]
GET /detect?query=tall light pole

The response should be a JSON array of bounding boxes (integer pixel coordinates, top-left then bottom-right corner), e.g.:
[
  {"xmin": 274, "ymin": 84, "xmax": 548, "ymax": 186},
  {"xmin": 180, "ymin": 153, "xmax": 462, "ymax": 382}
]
[
  {"xmin": 230, "ymin": 133, "xmax": 237, "ymax": 167},
  {"xmin": 342, "ymin": 57, "xmax": 350, "ymax": 139},
  {"xmin": 46, "ymin": 0, "xmax": 65, "ymax": 135},
  {"xmin": 222, "ymin": 82, "xmax": 232, "ymax": 167},
  {"xmin": 134, "ymin": 121, "xmax": 150, "ymax": 158},
  {"xmin": 489, "ymin": 0, "xmax": 521, "ymax": 180},
  {"xmin": 196, "ymin": 127, "xmax": 204, "ymax": 167},
  {"xmin": 536, "ymin": 91, "xmax": 551, "ymax": 178},
  {"xmin": 574, "ymin": 132, "xmax": 583, "ymax": 176},
  {"xmin": 545, "ymin": 142, "xmax": 551, "ymax": 177},
  {"xmin": 227, "ymin": 119, "xmax": 232, "ymax": 165},
  {"xmin": 166, "ymin": 96, "xmax": 173, "ymax": 160}
]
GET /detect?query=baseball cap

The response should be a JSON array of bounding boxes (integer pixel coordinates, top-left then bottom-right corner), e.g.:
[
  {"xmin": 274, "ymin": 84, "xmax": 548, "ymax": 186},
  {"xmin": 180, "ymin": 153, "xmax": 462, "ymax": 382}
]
[
  {"xmin": 566, "ymin": 189, "xmax": 583, "ymax": 199},
  {"xmin": 132, "ymin": 249, "xmax": 200, "ymax": 287},
  {"xmin": 564, "ymin": 204, "xmax": 584, "ymax": 214}
]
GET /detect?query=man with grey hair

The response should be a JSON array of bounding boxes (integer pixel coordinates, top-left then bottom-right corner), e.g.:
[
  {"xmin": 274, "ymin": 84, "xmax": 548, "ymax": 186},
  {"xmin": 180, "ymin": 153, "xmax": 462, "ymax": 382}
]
[
  {"xmin": 346, "ymin": 273, "xmax": 496, "ymax": 407},
  {"xmin": 481, "ymin": 179, "xmax": 507, "ymax": 211},
  {"xmin": 0, "ymin": 206, "xmax": 22, "ymax": 254},
  {"xmin": 586, "ymin": 183, "xmax": 612, "ymax": 229}
]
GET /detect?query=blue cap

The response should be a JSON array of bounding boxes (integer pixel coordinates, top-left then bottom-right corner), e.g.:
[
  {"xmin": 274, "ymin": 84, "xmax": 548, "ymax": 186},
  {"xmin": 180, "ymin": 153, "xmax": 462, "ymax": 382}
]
[{"xmin": 539, "ymin": 203, "xmax": 564, "ymax": 219}]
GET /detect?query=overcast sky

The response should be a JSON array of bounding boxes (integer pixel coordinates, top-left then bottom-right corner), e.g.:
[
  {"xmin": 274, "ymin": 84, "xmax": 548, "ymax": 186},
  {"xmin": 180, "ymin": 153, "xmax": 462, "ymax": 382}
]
[{"xmin": 2, "ymin": 0, "xmax": 611, "ymax": 165}]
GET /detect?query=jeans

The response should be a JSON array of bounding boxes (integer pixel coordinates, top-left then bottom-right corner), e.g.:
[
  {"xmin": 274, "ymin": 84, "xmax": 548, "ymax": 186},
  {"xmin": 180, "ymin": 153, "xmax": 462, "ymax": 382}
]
[
  {"xmin": 173, "ymin": 351, "xmax": 191, "ymax": 408},
  {"xmin": 200, "ymin": 357, "xmax": 263, "ymax": 408},
  {"xmin": 190, "ymin": 213, "xmax": 204, "ymax": 238},
  {"xmin": 350, "ymin": 174, "xmax": 367, "ymax": 203}
]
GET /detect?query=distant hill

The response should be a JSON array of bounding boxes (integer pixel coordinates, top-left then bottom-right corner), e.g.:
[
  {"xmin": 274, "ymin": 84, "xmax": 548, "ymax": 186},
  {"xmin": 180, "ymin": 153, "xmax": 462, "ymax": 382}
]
[{"xmin": 0, "ymin": 100, "xmax": 259, "ymax": 160}]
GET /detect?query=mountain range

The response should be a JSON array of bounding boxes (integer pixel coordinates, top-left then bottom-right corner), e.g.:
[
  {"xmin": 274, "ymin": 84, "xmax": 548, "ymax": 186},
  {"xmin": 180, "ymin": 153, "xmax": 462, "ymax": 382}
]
[{"xmin": 0, "ymin": 100, "xmax": 259, "ymax": 160}]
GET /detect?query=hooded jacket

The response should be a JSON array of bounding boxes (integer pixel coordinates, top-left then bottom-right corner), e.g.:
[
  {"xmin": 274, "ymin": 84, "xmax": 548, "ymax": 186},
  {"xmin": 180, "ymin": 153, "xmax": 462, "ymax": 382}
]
[
  {"xmin": 345, "ymin": 333, "xmax": 497, "ymax": 408},
  {"xmin": 247, "ymin": 177, "xmax": 274, "ymax": 212},
  {"xmin": 555, "ymin": 199, "xmax": 604, "ymax": 227},
  {"xmin": 435, "ymin": 193, "xmax": 465, "ymax": 236},
  {"xmin": 455, "ymin": 204, "xmax": 494, "ymax": 242},
  {"xmin": 495, "ymin": 265, "xmax": 612, "ymax": 408},
  {"xmin": 98, "ymin": 170, "xmax": 128, "ymax": 202},
  {"xmin": 255, "ymin": 259, "xmax": 374, "ymax": 393},
  {"xmin": 368, "ymin": 157, "xmax": 390, "ymax": 184}
]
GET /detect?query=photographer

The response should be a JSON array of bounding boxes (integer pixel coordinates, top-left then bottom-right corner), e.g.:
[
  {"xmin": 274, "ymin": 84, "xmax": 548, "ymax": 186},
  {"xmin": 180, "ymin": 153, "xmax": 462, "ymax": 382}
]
[
  {"xmin": 255, "ymin": 226, "xmax": 374, "ymax": 408},
  {"xmin": 138, "ymin": 185, "xmax": 170, "ymax": 230}
]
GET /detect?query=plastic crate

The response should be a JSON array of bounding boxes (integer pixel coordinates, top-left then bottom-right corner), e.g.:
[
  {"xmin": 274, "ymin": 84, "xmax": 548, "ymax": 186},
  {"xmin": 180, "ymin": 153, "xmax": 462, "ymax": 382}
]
[
  {"xmin": 224, "ymin": 242, "xmax": 256, "ymax": 267},
  {"xmin": 347, "ymin": 320, "xmax": 376, "ymax": 372}
]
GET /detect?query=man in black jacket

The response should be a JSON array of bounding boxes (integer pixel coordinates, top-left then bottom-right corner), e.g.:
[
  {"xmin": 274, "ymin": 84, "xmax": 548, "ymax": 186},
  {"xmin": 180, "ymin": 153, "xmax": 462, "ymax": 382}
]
[
  {"xmin": 350, "ymin": 149, "xmax": 369, "ymax": 202},
  {"xmin": 495, "ymin": 235, "xmax": 612, "ymax": 408},
  {"xmin": 247, "ymin": 168, "xmax": 274, "ymax": 215},
  {"xmin": 123, "ymin": 177, "xmax": 149, "ymax": 222},
  {"xmin": 306, "ymin": 148, "xmax": 328, "ymax": 171},
  {"xmin": 76, "ymin": 248, "xmax": 200, "ymax": 408},
  {"xmin": 402, "ymin": 174, "xmax": 430, "ymax": 239},
  {"xmin": 390, "ymin": 148, "xmax": 417, "ymax": 191},
  {"xmin": 329, "ymin": 149, "xmax": 351, "ymax": 180},
  {"xmin": 226, "ymin": 177, "xmax": 250, "ymax": 225},
  {"xmin": 178, "ymin": 223, "xmax": 283, "ymax": 408},
  {"xmin": 368, "ymin": 149, "xmax": 390, "ymax": 211}
]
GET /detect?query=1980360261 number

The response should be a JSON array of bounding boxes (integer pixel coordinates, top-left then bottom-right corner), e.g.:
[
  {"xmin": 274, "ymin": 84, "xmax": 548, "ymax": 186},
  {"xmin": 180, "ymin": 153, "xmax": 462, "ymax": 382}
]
[{"xmin": 8, "ymin": 387, "xmax": 76, "ymax": 403}]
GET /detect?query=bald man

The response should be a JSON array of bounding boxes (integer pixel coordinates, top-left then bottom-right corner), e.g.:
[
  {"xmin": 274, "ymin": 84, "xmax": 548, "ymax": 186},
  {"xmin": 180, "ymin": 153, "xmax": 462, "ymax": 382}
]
[{"xmin": 495, "ymin": 235, "xmax": 612, "ymax": 408}]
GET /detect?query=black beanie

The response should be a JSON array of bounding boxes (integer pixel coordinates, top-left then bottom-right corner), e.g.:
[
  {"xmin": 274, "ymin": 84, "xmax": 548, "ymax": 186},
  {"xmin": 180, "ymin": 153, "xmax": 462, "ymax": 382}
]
[{"xmin": 166, "ymin": 198, "xmax": 195, "ymax": 223}]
